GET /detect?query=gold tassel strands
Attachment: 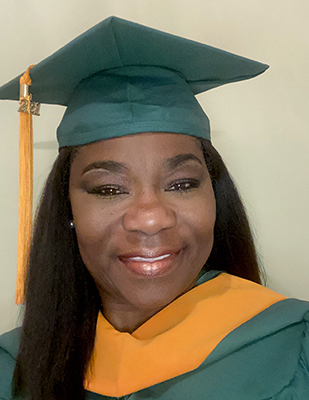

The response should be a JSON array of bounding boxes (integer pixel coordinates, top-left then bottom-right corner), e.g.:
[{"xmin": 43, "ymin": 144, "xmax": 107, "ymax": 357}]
[{"xmin": 16, "ymin": 65, "xmax": 40, "ymax": 305}]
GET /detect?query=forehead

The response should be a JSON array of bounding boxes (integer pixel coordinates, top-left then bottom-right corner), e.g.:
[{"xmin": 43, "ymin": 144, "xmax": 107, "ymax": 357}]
[{"xmin": 71, "ymin": 133, "xmax": 205, "ymax": 168}]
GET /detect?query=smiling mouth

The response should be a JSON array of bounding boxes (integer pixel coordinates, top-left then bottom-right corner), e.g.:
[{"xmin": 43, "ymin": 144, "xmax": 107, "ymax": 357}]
[{"xmin": 119, "ymin": 251, "xmax": 180, "ymax": 277}]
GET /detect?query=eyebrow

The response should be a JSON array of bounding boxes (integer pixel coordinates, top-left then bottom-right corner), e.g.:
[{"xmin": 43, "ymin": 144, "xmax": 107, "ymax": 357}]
[
  {"xmin": 82, "ymin": 160, "xmax": 129, "ymax": 175},
  {"xmin": 163, "ymin": 153, "xmax": 204, "ymax": 170},
  {"xmin": 82, "ymin": 153, "xmax": 203, "ymax": 175}
]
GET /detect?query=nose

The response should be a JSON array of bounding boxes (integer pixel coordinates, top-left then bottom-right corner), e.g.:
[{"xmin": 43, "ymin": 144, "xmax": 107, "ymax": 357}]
[{"xmin": 122, "ymin": 189, "xmax": 176, "ymax": 235}]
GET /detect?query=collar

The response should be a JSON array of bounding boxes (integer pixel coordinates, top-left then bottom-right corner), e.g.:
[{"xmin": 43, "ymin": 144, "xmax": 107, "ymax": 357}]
[{"xmin": 85, "ymin": 273, "xmax": 285, "ymax": 397}]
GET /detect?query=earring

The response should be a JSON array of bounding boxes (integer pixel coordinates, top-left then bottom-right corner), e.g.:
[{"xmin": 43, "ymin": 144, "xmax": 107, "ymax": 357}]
[{"xmin": 69, "ymin": 220, "xmax": 75, "ymax": 229}]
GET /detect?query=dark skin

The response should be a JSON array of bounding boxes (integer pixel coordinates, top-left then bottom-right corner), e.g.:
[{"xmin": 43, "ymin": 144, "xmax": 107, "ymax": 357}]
[{"xmin": 69, "ymin": 133, "xmax": 216, "ymax": 333}]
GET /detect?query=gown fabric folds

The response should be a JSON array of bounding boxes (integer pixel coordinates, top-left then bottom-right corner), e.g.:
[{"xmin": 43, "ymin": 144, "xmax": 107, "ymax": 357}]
[{"xmin": 0, "ymin": 272, "xmax": 308, "ymax": 400}]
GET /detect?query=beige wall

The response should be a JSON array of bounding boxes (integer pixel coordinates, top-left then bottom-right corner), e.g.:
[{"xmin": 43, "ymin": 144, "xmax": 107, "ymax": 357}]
[{"xmin": 0, "ymin": 0, "xmax": 308, "ymax": 334}]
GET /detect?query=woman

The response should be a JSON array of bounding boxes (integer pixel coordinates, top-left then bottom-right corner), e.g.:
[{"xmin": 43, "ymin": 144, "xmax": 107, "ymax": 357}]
[{"xmin": 0, "ymin": 17, "xmax": 308, "ymax": 400}]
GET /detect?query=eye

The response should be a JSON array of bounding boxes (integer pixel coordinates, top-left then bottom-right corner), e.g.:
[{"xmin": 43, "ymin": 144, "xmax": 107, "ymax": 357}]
[
  {"xmin": 88, "ymin": 185, "xmax": 129, "ymax": 197},
  {"xmin": 165, "ymin": 179, "xmax": 200, "ymax": 193}
]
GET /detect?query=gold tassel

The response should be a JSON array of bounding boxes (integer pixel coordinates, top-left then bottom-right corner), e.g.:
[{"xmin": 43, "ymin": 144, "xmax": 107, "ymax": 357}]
[{"xmin": 16, "ymin": 65, "xmax": 37, "ymax": 305}]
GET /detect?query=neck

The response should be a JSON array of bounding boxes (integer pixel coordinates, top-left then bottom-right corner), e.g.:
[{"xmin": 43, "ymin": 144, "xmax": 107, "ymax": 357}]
[
  {"xmin": 101, "ymin": 303, "xmax": 164, "ymax": 333},
  {"xmin": 98, "ymin": 278, "xmax": 198, "ymax": 333}
]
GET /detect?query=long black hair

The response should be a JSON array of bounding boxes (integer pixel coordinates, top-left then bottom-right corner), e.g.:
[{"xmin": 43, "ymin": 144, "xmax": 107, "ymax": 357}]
[
  {"xmin": 201, "ymin": 139, "xmax": 261, "ymax": 283},
  {"xmin": 13, "ymin": 148, "xmax": 101, "ymax": 400},
  {"xmin": 13, "ymin": 139, "xmax": 262, "ymax": 400}
]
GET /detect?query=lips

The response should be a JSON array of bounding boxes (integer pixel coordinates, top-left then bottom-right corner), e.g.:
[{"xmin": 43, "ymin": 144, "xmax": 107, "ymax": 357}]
[{"xmin": 119, "ymin": 250, "xmax": 181, "ymax": 277}]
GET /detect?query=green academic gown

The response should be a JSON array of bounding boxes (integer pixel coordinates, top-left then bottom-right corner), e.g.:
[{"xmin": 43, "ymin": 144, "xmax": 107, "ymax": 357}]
[{"xmin": 1, "ymin": 274, "xmax": 309, "ymax": 399}]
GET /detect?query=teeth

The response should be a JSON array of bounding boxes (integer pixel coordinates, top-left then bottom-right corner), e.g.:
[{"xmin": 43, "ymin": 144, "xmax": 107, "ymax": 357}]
[{"xmin": 130, "ymin": 254, "xmax": 171, "ymax": 262}]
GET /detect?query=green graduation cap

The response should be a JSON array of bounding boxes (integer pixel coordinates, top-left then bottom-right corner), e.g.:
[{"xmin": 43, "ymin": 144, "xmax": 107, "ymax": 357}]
[
  {"xmin": 0, "ymin": 16, "xmax": 268, "ymax": 146},
  {"xmin": 0, "ymin": 16, "xmax": 268, "ymax": 304}
]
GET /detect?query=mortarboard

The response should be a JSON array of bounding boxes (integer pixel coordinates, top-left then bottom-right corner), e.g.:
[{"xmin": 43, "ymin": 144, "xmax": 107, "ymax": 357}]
[{"xmin": 0, "ymin": 16, "xmax": 269, "ymax": 303}]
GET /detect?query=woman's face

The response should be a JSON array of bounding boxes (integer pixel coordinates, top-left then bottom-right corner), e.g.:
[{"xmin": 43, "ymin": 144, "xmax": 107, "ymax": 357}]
[{"xmin": 69, "ymin": 133, "xmax": 216, "ymax": 319}]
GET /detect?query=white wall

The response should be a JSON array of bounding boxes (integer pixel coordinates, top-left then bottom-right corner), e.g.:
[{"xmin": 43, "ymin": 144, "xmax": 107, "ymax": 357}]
[{"xmin": 0, "ymin": 0, "xmax": 308, "ymax": 334}]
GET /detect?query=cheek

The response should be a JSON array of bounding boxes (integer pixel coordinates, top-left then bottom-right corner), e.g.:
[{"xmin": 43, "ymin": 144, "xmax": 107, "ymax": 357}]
[
  {"xmin": 73, "ymin": 213, "xmax": 117, "ymax": 286},
  {"xmin": 71, "ymin": 197, "xmax": 116, "ymax": 259},
  {"xmin": 180, "ymin": 192, "xmax": 216, "ymax": 243},
  {"xmin": 181, "ymin": 193, "xmax": 216, "ymax": 268},
  {"xmin": 189, "ymin": 199, "xmax": 216, "ymax": 267}
]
